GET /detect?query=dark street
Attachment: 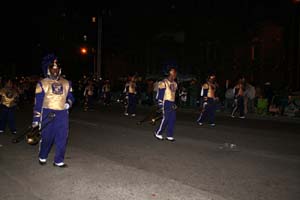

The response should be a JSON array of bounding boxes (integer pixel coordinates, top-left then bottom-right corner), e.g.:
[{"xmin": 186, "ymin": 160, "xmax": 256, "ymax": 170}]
[{"xmin": 1, "ymin": 105, "xmax": 299, "ymax": 200}]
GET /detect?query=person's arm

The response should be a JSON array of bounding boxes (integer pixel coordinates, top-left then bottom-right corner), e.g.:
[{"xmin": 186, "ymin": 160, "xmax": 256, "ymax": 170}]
[
  {"xmin": 201, "ymin": 83, "xmax": 209, "ymax": 101},
  {"xmin": 156, "ymin": 81, "xmax": 166, "ymax": 108},
  {"xmin": 65, "ymin": 81, "xmax": 75, "ymax": 109},
  {"xmin": 32, "ymin": 82, "xmax": 45, "ymax": 127}
]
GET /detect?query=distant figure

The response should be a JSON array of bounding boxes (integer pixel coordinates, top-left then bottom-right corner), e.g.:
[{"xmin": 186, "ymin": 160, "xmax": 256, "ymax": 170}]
[
  {"xmin": 0, "ymin": 80, "xmax": 19, "ymax": 134},
  {"xmin": 124, "ymin": 76, "xmax": 137, "ymax": 117},
  {"xmin": 83, "ymin": 81, "xmax": 94, "ymax": 111},
  {"xmin": 244, "ymin": 83, "xmax": 256, "ymax": 114},
  {"xmin": 264, "ymin": 82, "xmax": 274, "ymax": 112},
  {"xmin": 231, "ymin": 76, "xmax": 246, "ymax": 119},
  {"xmin": 179, "ymin": 86, "xmax": 188, "ymax": 107},
  {"xmin": 102, "ymin": 80, "xmax": 111, "ymax": 106},
  {"xmin": 188, "ymin": 79, "xmax": 198, "ymax": 107},
  {"xmin": 153, "ymin": 80, "xmax": 159, "ymax": 102},
  {"xmin": 146, "ymin": 79, "xmax": 154, "ymax": 106}
]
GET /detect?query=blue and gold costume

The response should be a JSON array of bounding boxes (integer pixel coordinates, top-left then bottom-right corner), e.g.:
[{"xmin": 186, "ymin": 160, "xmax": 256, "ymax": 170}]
[
  {"xmin": 33, "ymin": 54, "xmax": 74, "ymax": 166},
  {"xmin": 124, "ymin": 77, "xmax": 137, "ymax": 116},
  {"xmin": 197, "ymin": 79, "xmax": 218, "ymax": 126},
  {"xmin": 0, "ymin": 83, "xmax": 18, "ymax": 134},
  {"xmin": 155, "ymin": 78, "xmax": 177, "ymax": 139}
]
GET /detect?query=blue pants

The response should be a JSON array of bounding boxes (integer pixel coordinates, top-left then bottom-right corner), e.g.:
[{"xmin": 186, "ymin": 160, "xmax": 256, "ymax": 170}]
[
  {"xmin": 156, "ymin": 101, "xmax": 176, "ymax": 137},
  {"xmin": 39, "ymin": 109, "xmax": 69, "ymax": 164},
  {"xmin": 0, "ymin": 105, "xmax": 16, "ymax": 132},
  {"xmin": 127, "ymin": 93, "xmax": 136, "ymax": 114},
  {"xmin": 197, "ymin": 98, "xmax": 216, "ymax": 124}
]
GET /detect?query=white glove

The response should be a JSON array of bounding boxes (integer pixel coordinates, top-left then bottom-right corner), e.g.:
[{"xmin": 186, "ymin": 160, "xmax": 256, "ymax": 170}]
[
  {"xmin": 64, "ymin": 103, "xmax": 70, "ymax": 110},
  {"xmin": 32, "ymin": 121, "xmax": 39, "ymax": 128}
]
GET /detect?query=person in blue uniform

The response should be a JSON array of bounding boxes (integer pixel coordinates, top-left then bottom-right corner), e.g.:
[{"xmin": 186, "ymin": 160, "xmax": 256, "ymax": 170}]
[
  {"xmin": 124, "ymin": 76, "xmax": 137, "ymax": 117},
  {"xmin": 0, "ymin": 79, "xmax": 19, "ymax": 134},
  {"xmin": 197, "ymin": 74, "xmax": 218, "ymax": 127},
  {"xmin": 154, "ymin": 67, "xmax": 178, "ymax": 142},
  {"xmin": 32, "ymin": 54, "xmax": 74, "ymax": 168}
]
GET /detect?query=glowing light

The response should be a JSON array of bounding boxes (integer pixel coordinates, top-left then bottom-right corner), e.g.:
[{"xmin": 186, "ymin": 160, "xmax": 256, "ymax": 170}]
[{"xmin": 81, "ymin": 48, "xmax": 87, "ymax": 54}]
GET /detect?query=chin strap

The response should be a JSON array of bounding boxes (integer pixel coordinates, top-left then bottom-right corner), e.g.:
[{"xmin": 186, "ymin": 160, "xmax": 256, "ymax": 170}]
[{"xmin": 48, "ymin": 75, "xmax": 60, "ymax": 81}]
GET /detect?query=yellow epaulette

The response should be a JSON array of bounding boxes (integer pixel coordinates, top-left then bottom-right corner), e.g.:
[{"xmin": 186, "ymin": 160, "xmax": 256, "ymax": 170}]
[
  {"xmin": 158, "ymin": 81, "xmax": 166, "ymax": 89},
  {"xmin": 202, "ymin": 83, "xmax": 209, "ymax": 89}
]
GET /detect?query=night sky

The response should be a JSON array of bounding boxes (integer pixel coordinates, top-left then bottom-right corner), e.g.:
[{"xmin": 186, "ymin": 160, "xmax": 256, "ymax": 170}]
[{"xmin": 0, "ymin": 0, "xmax": 298, "ymax": 86}]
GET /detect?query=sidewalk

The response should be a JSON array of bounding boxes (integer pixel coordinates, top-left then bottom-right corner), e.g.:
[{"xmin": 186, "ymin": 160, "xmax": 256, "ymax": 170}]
[
  {"xmin": 136, "ymin": 104, "xmax": 300, "ymax": 124},
  {"xmin": 182, "ymin": 107, "xmax": 300, "ymax": 124}
]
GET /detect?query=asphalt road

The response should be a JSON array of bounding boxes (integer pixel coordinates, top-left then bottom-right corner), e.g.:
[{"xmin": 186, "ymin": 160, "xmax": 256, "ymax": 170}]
[{"xmin": 0, "ymin": 104, "xmax": 300, "ymax": 200}]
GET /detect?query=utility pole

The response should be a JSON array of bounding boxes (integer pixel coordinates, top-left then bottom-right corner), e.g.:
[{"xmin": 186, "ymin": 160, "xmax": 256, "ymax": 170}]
[{"xmin": 96, "ymin": 12, "xmax": 103, "ymax": 79}]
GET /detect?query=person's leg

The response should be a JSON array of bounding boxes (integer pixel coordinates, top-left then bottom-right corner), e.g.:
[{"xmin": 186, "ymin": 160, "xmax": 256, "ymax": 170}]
[
  {"xmin": 39, "ymin": 110, "xmax": 56, "ymax": 161},
  {"xmin": 208, "ymin": 100, "xmax": 216, "ymax": 125},
  {"xmin": 127, "ymin": 94, "xmax": 133, "ymax": 114},
  {"xmin": 132, "ymin": 94, "xmax": 136, "ymax": 115},
  {"xmin": 238, "ymin": 96, "xmax": 245, "ymax": 117},
  {"xmin": 198, "ymin": 101, "xmax": 208, "ymax": 123},
  {"xmin": 54, "ymin": 111, "xmax": 69, "ymax": 164},
  {"xmin": 0, "ymin": 105, "xmax": 8, "ymax": 132},
  {"xmin": 7, "ymin": 107, "xmax": 16, "ymax": 133},
  {"xmin": 231, "ymin": 99, "xmax": 238, "ymax": 117},
  {"xmin": 156, "ymin": 110, "xmax": 168, "ymax": 135},
  {"xmin": 167, "ymin": 109, "xmax": 176, "ymax": 138}
]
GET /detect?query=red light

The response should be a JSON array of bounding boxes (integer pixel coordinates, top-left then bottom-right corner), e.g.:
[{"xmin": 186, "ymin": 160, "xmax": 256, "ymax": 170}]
[{"xmin": 81, "ymin": 48, "xmax": 87, "ymax": 54}]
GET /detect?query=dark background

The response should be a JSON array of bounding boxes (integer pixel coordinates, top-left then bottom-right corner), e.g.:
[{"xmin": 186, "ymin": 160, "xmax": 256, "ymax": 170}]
[{"xmin": 1, "ymin": 0, "xmax": 300, "ymax": 89}]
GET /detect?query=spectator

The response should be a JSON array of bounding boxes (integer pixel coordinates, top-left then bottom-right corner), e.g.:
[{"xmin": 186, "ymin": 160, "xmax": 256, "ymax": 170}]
[{"xmin": 188, "ymin": 79, "xmax": 198, "ymax": 107}]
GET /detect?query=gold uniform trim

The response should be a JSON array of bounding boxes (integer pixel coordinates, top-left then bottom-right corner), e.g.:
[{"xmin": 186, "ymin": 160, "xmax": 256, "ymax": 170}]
[
  {"xmin": 162, "ymin": 79, "xmax": 177, "ymax": 102},
  {"xmin": 158, "ymin": 81, "xmax": 166, "ymax": 89},
  {"xmin": 40, "ymin": 78, "xmax": 70, "ymax": 110},
  {"xmin": 35, "ymin": 84, "xmax": 43, "ymax": 94},
  {"xmin": 202, "ymin": 83, "xmax": 209, "ymax": 89},
  {"xmin": 128, "ymin": 81, "xmax": 136, "ymax": 94},
  {"xmin": 0, "ymin": 88, "xmax": 18, "ymax": 108},
  {"xmin": 207, "ymin": 84, "xmax": 216, "ymax": 98}
]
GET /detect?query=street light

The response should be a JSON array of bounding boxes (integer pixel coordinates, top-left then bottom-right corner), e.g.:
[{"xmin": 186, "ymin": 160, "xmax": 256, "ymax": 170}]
[
  {"xmin": 80, "ymin": 47, "xmax": 88, "ymax": 55},
  {"xmin": 92, "ymin": 9, "xmax": 111, "ymax": 79}
]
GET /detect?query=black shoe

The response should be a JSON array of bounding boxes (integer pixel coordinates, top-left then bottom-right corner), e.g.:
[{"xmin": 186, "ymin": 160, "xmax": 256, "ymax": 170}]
[{"xmin": 53, "ymin": 163, "xmax": 68, "ymax": 168}]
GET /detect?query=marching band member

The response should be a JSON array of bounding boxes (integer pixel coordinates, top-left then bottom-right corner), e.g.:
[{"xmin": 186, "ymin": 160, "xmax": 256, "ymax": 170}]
[
  {"xmin": 32, "ymin": 54, "xmax": 74, "ymax": 167},
  {"xmin": 154, "ymin": 67, "xmax": 178, "ymax": 142},
  {"xmin": 197, "ymin": 74, "xmax": 218, "ymax": 127},
  {"xmin": 0, "ymin": 80, "xmax": 19, "ymax": 134},
  {"xmin": 124, "ymin": 76, "xmax": 137, "ymax": 117}
]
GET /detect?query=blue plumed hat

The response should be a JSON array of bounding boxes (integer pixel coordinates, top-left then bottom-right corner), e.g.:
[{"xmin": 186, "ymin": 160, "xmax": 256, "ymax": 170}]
[{"xmin": 41, "ymin": 54, "xmax": 58, "ymax": 77}]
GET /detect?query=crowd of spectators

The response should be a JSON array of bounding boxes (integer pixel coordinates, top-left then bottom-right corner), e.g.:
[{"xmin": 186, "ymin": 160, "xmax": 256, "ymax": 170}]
[{"xmin": 1, "ymin": 74, "xmax": 299, "ymax": 117}]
